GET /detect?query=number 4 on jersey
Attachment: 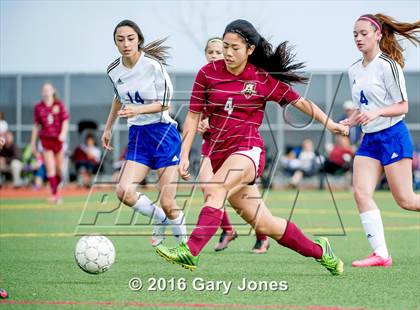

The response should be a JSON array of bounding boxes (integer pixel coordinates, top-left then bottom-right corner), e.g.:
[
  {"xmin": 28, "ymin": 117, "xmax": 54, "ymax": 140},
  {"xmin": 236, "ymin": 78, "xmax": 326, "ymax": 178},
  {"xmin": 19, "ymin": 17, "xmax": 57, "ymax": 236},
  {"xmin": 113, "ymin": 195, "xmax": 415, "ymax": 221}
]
[
  {"xmin": 224, "ymin": 97, "xmax": 233, "ymax": 115},
  {"xmin": 360, "ymin": 90, "xmax": 368, "ymax": 105}
]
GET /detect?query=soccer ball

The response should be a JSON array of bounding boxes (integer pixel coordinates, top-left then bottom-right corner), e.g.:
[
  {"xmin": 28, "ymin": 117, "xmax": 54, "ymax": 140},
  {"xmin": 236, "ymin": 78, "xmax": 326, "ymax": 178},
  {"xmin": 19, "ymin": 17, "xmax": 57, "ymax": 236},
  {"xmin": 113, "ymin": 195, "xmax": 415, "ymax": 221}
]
[{"xmin": 74, "ymin": 236, "xmax": 116, "ymax": 274}]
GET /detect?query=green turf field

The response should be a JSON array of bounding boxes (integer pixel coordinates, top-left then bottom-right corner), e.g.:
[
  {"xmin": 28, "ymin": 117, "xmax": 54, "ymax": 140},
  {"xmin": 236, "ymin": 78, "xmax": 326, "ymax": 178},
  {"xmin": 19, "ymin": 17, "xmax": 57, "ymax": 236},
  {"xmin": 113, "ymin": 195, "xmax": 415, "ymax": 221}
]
[{"xmin": 1, "ymin": 189, "xmax": 419, "ymax": 310}]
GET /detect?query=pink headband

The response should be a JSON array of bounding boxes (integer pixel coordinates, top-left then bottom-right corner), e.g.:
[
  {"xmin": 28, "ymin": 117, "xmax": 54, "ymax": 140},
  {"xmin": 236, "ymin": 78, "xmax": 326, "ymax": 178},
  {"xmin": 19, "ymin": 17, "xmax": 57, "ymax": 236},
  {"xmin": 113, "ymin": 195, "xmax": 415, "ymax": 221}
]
[{"xmin": 358, "ymin": 16, "xmax": 382, "ymax": 32}]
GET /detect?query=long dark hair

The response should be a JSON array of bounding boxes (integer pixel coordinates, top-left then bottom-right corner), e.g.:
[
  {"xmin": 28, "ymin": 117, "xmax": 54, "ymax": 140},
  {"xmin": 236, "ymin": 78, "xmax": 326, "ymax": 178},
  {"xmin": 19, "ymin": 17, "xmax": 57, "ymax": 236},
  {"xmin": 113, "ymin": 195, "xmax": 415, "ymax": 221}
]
[
  {"xmin": 358, "ymin": 14, "xmax": 420, "ymax": 68},
  {"xmin": 223, "ymin": 19, "xmax": 308, "ymax": 84},
  {"xmin": 113, "ymin": 20, "xmax": 170, "ymax": 64}
]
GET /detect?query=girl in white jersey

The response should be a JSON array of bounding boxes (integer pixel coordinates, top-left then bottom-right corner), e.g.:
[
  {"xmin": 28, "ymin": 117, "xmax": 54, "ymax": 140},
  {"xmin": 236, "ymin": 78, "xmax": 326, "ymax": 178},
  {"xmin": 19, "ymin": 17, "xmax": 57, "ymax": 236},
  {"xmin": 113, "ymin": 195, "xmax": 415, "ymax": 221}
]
[
  {"xmin": 342, "ymin": 14, "xmax": 420, "ymax": 267},
  {"xmin": 102, "ymin": 20, "xmax": 186, "ymax": 247}
]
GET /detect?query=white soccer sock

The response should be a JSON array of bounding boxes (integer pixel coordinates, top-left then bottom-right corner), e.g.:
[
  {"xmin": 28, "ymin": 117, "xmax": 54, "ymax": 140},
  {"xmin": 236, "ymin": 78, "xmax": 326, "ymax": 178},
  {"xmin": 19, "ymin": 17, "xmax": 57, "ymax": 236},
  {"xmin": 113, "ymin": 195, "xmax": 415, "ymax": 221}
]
[
  {"xmin": 132, "ymin": 193, "xmax": 168, "ymax": 224},
  {"xmin": 360, "ymin": 209, "xmax": 389, "ymax": 258},
  {"xmin": 168, "ymin": 211, "xmax": 187, "ymax": 241}
]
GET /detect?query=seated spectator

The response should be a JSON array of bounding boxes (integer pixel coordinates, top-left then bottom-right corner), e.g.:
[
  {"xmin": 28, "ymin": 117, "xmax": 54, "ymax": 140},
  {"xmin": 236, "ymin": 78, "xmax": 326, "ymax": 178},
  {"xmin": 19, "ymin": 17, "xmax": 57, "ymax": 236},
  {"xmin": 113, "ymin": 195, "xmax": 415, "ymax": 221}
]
[
  {"xmin": 319, "ymin": 135, "xmax": 354, "ymax": 189},
  {"xmin": 21, "ymin": 142, "xmax": 48, "ymax": 190},
  {"xmin": 0, "ymin": 131, "xmax": 23, "ymax": 187},
  {"xmin": 323, "ymin": 135, "xmax": 354, "ymax": 173},
  {"xmin": 72, "ymin": 133, "xmax": 101, "ymax": 188},
  {"xmin": 0, "ymin": 112, "xmax": 8, "ymax": 151},
  {"xmin": 0, "ymin": 112, "xmax": 8, "ymax": 136},
  {"xmin": 286, "ymin": 139, "xmax": 321, "ymax": 188},
  {"xmin": 280, "ymin": 147, "xmax": 299, "ymax": 175},
  {"xmin": 33, "ymin": 155, "xmax": 47, "ymax": 190}
]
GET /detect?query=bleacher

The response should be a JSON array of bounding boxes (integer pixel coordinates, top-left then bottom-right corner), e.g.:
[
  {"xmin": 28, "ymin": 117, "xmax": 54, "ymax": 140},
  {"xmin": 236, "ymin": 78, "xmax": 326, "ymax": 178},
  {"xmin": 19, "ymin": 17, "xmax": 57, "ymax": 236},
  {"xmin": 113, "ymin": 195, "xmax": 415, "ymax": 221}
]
[{"xmin": 1, "ymin": 72, "xmax": 419, "ymax": 185}]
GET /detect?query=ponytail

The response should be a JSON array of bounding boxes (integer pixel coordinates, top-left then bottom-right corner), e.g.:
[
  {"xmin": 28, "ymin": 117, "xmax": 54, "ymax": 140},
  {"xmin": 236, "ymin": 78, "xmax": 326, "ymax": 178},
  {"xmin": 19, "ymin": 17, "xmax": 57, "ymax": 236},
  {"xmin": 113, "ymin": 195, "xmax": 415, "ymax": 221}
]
[
  {"xmin": 143, "ymin": 38, "xmax": 170, "ymax": 65},
  {"xmin": 224, "ymin": 19, "xmax": 307, "ymax": 84},
  {"xmin": 359, "ymin": 14, "xmax": 420, "ymax": 68},
  {"xmin": 251, "ymin": 39, "xmax": 308, "ymax": 84}
]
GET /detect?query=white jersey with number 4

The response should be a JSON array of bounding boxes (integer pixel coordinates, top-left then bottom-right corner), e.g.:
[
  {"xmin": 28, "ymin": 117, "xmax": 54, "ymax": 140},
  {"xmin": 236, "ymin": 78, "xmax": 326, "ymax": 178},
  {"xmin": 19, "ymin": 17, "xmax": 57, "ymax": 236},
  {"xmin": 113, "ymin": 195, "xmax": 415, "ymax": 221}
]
[
  {"xmin": 107, "ymin": 53, "xmax": 176, "ymax": 127},
  {"xmin": 348, "ymin": 51, "xmax": 408, "ymax": 133}
]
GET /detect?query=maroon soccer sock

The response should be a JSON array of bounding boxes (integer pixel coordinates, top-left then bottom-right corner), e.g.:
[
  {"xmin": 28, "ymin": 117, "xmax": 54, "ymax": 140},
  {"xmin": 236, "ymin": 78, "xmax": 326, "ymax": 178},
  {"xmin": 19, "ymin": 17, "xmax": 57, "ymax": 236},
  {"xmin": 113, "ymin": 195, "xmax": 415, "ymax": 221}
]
[
  {"xmin": 48, "ymin": 176, "xmax": 58, "ymax": 196},
  {"xmin": 220, "ymin": 208, "xmax": 234, "ymax": 232},
  {"xmin": 256, "ymin": 233, "xmax": 267, "ymax": 241},
  {"xmin": 55, "ymin": 175, "xmax": 62, "ymax": 187},
  {"xmin": 277, "ymin": 221, "xmax": 323, "ymax": 259},
  {"xmin": 187, "ymin": 206, "xmax": 223, "ymax": 256}
]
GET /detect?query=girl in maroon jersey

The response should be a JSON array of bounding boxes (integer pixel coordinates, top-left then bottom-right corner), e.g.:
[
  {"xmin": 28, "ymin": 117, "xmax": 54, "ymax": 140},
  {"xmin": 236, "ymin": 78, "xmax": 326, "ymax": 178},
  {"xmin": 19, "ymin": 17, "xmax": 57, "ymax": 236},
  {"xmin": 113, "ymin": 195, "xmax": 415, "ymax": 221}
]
[
  {"xmin": 199, "ymin": 37, "xmax": 270, "ymax": 253},
  {"xmin": 198, "ymin": 37, "xmax": 239, "ymax": 252},
  {"xmin": 31, "ymin": 82, "xmax": 69, "ymax": 203},
  {"xmin": 156, "ymin": 20, "xmax": 348, "ymax": 275}
]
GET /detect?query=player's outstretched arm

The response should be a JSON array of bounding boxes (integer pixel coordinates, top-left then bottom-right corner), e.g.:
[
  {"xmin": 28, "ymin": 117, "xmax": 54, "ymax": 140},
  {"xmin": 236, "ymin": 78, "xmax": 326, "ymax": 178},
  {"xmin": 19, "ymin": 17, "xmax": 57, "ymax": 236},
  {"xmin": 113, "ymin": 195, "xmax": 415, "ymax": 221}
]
[
  {"xmin": 292, "ymin": 97, "xmax": 349, "ymax": 136},
  {"xmin": 179, "ymin": 111, "xmax": 201, "ymax": 180},
  {"xmin": 117, "ymin": 101, "xmax": 169, "ymax": 118},
  {"xmin": 102, "ymin": 98, "xmax": 123, "ymax": 150},
  {"xmin": 340, "ymin": 109, "xmax": 360, "ymax": 127}
]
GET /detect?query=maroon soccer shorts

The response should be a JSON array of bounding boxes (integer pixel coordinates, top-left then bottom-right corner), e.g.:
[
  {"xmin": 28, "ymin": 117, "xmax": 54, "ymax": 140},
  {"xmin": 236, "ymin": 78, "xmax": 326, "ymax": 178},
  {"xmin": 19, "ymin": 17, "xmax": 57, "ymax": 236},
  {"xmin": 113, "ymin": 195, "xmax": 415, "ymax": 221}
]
[{"xmin": 41, "ymin": 137, "xmax": 63, "ymax": 154}]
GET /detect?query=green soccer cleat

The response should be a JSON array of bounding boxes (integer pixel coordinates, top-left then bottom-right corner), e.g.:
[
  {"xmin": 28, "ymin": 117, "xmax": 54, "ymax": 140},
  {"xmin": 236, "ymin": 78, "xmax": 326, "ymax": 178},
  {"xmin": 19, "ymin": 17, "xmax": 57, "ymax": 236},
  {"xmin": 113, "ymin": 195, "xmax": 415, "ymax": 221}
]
[
  {"xmin": 315, "ymin": 237, "xmax": 344, "ymax": 276},
  {"xmin": 155, "ymin": 241, "xmax": 199, "ymax": 271}
]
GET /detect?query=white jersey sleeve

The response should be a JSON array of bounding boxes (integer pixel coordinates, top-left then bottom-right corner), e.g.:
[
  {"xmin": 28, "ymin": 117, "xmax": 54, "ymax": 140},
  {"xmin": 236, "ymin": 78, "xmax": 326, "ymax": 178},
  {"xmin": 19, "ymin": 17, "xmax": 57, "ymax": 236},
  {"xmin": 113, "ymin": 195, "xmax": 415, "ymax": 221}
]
[
  {"xmin": 110, "ymin": 78, "xmax": 121, "ymax": 102},
  {"xmin": 152, "ymin": 60, "xmax": 173, "ymax": 107},
  {"xmin": 107, "ymin": 58, "xmax": 122, "ymax": 102},
  {"xmin": 381, "ymin": 56, "xmax": 408, "ymax": 103}
]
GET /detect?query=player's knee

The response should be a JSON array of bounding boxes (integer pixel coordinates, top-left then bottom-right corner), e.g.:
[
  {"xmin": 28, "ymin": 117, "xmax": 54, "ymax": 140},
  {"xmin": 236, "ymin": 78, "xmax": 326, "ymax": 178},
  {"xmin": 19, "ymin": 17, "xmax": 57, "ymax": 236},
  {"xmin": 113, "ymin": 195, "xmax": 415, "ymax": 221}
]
[
  {"xmin": 353, "ymin": 188, "xmax": 373, "ymax": 205},
  {"xmin": 116, "ymin": 184, "xmax": 134, "ymax": 204},
  {"xmin": 115, "ymin": 188, "xmax": 126, "ymax": 203},
  {"xmin": 396, "ymin": 196, "xmax": 417, "ymax": 211},
  {"xmin": 159, "ymin": 195, "xmax": 175, "ymax": 211},
  {"xmin": 204, "ymin": 185, "xmax": 226, "ymax": 203}
]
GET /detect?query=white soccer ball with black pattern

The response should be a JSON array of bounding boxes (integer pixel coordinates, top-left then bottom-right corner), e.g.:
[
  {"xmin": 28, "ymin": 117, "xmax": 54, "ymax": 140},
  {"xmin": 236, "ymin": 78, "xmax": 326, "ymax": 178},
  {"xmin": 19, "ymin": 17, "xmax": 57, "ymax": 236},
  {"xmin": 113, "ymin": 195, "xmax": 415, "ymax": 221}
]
[{"xmin": 74, "ymin": 236, "xmax": 116, "ymax": 274}]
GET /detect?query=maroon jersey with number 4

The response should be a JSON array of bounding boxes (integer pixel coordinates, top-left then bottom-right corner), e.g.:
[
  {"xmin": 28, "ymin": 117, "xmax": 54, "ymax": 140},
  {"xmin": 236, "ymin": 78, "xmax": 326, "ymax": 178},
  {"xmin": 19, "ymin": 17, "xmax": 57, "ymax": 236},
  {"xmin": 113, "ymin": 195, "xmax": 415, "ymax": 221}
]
[
  {"xmin": 190, "ymin": 59, "xmax": 300, "ymax": 173},
  {"xmin": 34, "ymin": 100, "xmax": 69, "ymax": 139}
]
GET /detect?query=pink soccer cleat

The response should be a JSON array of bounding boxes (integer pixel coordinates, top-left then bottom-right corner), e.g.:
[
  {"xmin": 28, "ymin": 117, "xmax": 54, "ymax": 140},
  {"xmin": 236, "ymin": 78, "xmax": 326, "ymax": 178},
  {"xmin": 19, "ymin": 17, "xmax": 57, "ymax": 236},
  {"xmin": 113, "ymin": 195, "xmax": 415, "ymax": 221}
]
[
  {"xmin": 352, "ymin": 252, "xmax": 392, "ymax": 267},
  {"xmin": 252, "ymin": 238, "xmax": 270, "ymax": 254},
  {"xmin": 214, "ymin": 230, "xmax": 238, "ymax": 252}
]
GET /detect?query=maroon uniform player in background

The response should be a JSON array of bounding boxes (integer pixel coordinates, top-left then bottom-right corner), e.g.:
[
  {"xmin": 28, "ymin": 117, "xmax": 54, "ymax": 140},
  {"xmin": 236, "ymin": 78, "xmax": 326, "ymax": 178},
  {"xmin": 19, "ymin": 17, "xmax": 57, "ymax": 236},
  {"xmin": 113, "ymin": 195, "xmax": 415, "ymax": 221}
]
[{"xmin": 31, "ymin": 82, "xmax": 69, "ymax": 204}]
